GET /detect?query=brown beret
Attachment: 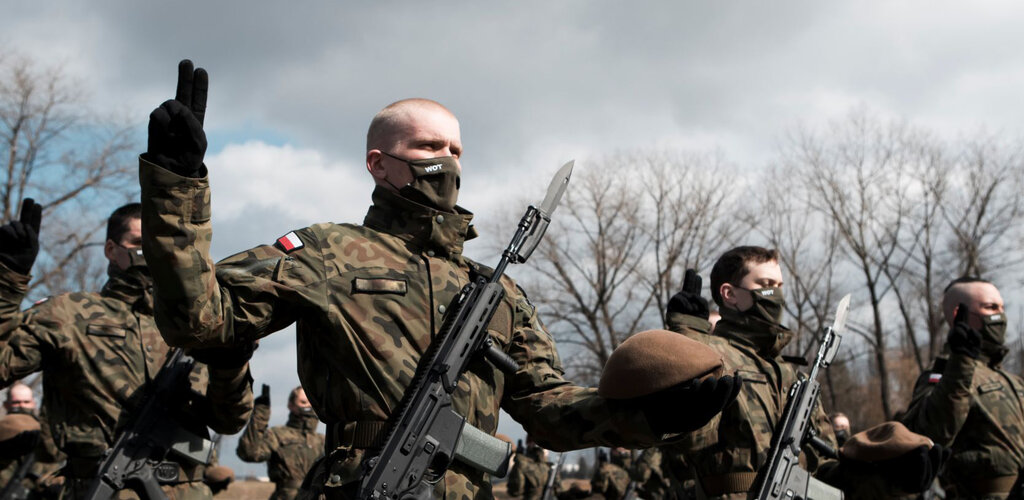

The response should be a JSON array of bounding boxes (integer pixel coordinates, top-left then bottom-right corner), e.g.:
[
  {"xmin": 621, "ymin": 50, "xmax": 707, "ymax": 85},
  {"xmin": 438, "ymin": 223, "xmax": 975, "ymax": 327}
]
[
  {"xmin": 204, "ymin": 465, "xmax": 235, "ymax": 484},
  {"xmin": 0, "ymin": 413, "xmax": 40, "ymax": 442},
  {"xmin": 841, "ymin": 422, "xmax": 933, "ymax": 462},
  {"xmin": 598, "ymin": 329, "xmax": 724, "ymax": 399}
]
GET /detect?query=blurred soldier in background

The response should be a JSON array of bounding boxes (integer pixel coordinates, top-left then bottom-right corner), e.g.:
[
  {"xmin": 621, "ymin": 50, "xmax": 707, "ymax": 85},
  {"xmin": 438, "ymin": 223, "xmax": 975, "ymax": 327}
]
[{"xmin": 237, "ymin": 385, "xmax": 324, "ymax": 500}]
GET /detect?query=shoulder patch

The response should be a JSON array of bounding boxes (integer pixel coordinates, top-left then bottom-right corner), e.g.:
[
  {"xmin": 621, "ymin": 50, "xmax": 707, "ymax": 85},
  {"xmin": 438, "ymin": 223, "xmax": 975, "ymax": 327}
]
[
  {"xmin": 928, "ymin": 373, "xmax": 942, "ymax": 384},
  {"xmin": 275, "ymin": 231, "xmax": 304, "ymax": 253}
]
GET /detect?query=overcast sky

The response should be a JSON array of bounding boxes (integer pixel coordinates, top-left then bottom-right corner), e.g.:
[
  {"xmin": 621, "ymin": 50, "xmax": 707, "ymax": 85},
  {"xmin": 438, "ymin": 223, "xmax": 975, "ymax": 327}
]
[{"xmin": 7, "ymin": 1, "xmax": 1024, "ymax": 477}]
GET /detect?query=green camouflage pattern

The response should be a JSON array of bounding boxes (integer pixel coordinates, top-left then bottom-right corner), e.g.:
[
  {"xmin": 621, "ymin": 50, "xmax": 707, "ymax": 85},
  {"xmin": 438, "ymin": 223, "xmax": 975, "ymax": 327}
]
[
  {"xmin": 0, "ymin": 262, "xmax": 253, "ymax": 499},
  {"xmin": 902, "ymin": 352, "xmax": 1024, "ymax": 498},
  {"xmin": 0, "ymin": 408, "xmax": 65, "ymax": 498},
  {"xmin": 237, "ymin": 402, "xmax": 325, "ymax": 500},
  {"xmin": 506, "ymin": 447, "xmax": 567, "ymax": 500},
  {"xmin": 662, "ymin": 310, "xmax": 838, "ymax": 499},
  {"xmin": 0, "ymin": 261, "xmax": 29, "ymax": 324},
  {"xmin": 630, "ymin": 447, "xmax": 670, "ymax": 500},
  {"xmin": 665, "ymin": 310, "xmax": 712, "ymax": 336},
  {"xmin": 506, "ymin": 449, "xmax": 550, "ymax": 500},
  {"xmin": 139, "ymin": 159, "xmax": 667, "ymax": 499},
  {"xmin": 590, "ymin": 459, "xmax": 630, "ymax": 499}
]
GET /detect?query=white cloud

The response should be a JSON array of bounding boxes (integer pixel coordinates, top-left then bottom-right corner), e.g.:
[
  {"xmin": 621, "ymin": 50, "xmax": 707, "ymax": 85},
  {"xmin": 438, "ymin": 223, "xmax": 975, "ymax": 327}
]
[{"xmin": 207, "ymin": 140, "xmax": 373, "ymax": 223}]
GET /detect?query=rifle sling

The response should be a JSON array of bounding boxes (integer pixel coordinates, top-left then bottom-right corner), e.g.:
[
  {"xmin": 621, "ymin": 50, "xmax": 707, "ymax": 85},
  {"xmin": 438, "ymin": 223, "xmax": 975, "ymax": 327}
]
[
  {"xmin": 699, "ymin": 472, "xmax": 758, "ymax": 496},
  {"xmin": 67, "ymin": 456, "xmax": 206, "ymax": 483},
  {"xmin": 326, "ymin": 421, "xmax": 388, "ymax": 451}
]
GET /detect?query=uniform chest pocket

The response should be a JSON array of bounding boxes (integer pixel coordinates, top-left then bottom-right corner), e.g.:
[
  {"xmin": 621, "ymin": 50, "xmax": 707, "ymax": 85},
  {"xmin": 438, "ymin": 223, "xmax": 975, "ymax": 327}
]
[
  {"xmin": 738, "ymin": 369, "xmax": 769, "ymax": 384},
  {"xmin": 352, "ymin": 277, "xmax": 408, "ymax": 295},
  {"xmin": 978, "ymin": 381, "xmax": 1004, "ymax": 394},
  {"xmin": 86, "ymin": 324, "xmax": 128, "ymax": 339}
]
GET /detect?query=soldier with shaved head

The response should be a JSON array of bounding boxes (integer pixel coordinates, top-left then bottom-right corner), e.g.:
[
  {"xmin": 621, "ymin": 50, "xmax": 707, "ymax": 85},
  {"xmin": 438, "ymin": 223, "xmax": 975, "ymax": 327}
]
[
  {"xmin": 902, "ymin": 277, "xmax": 1024, "ymax": 499},
  {"xmin": 139, "ymin": 59, "xmax": 740, "ymax": 499}
]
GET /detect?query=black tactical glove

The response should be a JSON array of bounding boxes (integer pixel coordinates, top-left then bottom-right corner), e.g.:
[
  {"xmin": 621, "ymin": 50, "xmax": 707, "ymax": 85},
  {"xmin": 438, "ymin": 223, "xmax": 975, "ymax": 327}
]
[
  {"xmin": 188, "ymin": 340, "xmax": 258, "ymax": 369},
  {"xmin": 948, "ymin": 303, "xmax": 981, "ymax": 359},
  {"xmin": 0, "ymin": 198, "xmax": 42, "ymax": 275},
  {"xmin": 0, "ymin": 430, "xmax": 40, "ymax": 460},
  {"xmin": 667, "ymin": 269, "xmax": 710, "ymax": 320},
  {"xmin": 146, "ymin": 60, "xmax": 208, "ymax": 178},
  {"xmin": 255, "ymin": 383, "xmax": 271, "ymax": 407},
  {"xmin": 638, "ymin": 374, "xmax": 741, "ymax": 434}
]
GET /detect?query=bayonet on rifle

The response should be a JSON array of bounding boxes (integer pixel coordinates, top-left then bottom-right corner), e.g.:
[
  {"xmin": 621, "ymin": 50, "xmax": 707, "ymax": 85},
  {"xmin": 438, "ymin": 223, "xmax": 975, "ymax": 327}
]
[{"xmin": 752, "ymin": 294, "xmax": 851, "ymax": 500}]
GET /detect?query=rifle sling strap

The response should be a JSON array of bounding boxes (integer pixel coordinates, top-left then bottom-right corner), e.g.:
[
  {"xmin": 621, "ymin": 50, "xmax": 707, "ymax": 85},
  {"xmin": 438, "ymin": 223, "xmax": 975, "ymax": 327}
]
[
  {"xmin": 326, "ymin": 421, "xmax": 388, "ymax": 451},
  {"xmin": 66, "ymin": 456, "xmax": 206, "ymax": 484},
  {"xmin": 699, "ymin": 472, "xmax": 758, "ymax": 496}
]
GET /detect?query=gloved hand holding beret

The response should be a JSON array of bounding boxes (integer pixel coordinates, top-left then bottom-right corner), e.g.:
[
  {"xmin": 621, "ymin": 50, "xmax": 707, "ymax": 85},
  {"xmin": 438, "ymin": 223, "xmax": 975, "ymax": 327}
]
[
  {"xmin": 839, "ymin": 422, "xmax": 951, "ymax": 494},
  {"xmin": 598, "ymin": 329, "xmax": 740, "ymax": 434}
]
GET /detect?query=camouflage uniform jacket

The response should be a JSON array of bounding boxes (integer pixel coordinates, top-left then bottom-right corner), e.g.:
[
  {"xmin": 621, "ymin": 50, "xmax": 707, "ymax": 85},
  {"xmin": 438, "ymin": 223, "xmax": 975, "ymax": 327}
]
[
  {"xmin": 630, "ymin": 448, "xmax": 669, "ymax": 500},
  {"xmin": 902, "ymin": 351, "xmax": 1024, "ymax": 497},
  {"xmin": 236, "ymin": 403, "xmax": 325, "ymax": 499},
  {"xmin": 139, "ymin": 160, "xmax": 664, "ymax": 498},
  {"xmin": 591, "ymin": 460, "xmax": 630, "ymax": 499},
  {"xmin": 0, "ymin": 262, "xmax": 253, "ymax": 484},
  {"xmin": 663, "ymin": 310, "xmax": 838, "ymax": 499},
  {"xmin": 0, "ymin": 408, "xmax": 64, "ymax": 498},
  {"xmin": 507, "ymin": 449, "xmax": 561, "ymax": 500}
]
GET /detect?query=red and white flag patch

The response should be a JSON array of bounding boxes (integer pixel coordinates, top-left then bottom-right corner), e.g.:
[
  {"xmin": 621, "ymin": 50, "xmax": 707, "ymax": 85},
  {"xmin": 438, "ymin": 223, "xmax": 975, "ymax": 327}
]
[
  {"xmin": 928, "ymin": 373, "xmax": 942, "ymax": 384},
  {"xmin": 275, "ymin": 231, "xmax": 304, "ymax": 253}
]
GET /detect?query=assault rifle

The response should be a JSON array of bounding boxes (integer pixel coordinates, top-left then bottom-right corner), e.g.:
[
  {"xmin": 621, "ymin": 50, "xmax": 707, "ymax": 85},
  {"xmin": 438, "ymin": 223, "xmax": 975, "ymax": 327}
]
[
  {"xmin": 357, "ymin": 161, "xmax": 574, "ymax": 499},
  {"xmin": 84, "ymin": 349, "xmax": 214, "ymax": 500},
  {"xmin": 0, "ymin": 453, "xmax": 36, "ymax": 500},
  {"xmin": 752, "ymin": 294, "xmax": 851, "ymax": 500},
  {"xmin": 541, "ymin": 452, "xmax": 568, "ymax": 500}
]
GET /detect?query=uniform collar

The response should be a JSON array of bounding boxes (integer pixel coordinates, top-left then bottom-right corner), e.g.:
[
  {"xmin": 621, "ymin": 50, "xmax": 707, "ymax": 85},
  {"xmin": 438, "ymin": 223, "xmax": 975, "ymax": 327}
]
[
  {"xmin": 101, "ymin": 269, "xmax": 153, "ymax": 314},
  {"xmin": 286, "ymin": 411, "xmax": 319, "ymax": 432},
  {"xmin": 363, "ymin": 186, "xmax": 477, "ymax": 259},
  {"xmin": 715, "ymin": 307, "xmax": 793, "ymax": 359}
]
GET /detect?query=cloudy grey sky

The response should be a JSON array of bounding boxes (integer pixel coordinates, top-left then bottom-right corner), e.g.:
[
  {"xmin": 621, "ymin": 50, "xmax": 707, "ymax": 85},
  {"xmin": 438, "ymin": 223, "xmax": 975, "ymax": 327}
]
[{"xmin": 7, "ymin": 0, "xmax": 1024, "ymax": 476}]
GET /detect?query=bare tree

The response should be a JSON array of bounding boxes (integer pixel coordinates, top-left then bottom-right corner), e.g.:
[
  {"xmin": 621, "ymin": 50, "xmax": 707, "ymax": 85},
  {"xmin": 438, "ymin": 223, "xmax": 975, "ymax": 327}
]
[
  {"xmin": 941, "ymin": 134, "xmax": 1024, "ymax": 277},
  {"xmin": 783, "ymin": 110, "xmax": 931, "ymax": 419},
  {"xmin": 524, "ymin": 150, "xmax": 738, "ymax": 383},
  {"xmin": 0, "ymin": 51, "xmax": 138, "ymax": 300}
]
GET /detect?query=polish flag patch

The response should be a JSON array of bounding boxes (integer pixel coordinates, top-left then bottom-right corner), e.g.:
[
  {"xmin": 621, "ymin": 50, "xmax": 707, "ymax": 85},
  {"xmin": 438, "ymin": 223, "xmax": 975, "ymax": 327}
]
[
  {"xmin": 928, "ymin": 373, "xmax": 942, "ymax": 384},
  {"xmin": 275, "ymin": 231, "xmax": 304, "ymax": 253}
]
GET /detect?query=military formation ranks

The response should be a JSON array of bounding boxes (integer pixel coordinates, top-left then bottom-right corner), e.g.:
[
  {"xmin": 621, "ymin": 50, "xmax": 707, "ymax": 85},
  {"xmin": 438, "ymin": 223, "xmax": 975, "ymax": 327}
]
[{"xmin": 1, "ymin": 58, "xmax": 1021, "ymax": 500}]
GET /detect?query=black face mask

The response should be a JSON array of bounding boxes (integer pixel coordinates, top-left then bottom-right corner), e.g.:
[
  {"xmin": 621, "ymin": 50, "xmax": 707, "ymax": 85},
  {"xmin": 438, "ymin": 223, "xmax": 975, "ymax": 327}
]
[
  {"xmin": 979, "ymin": 312, "xmax": 1009, "ymax": 363},
  {"xmin": 834, "ymin": 429, "xmax": 849, "ymax": 447},
  {"xmin": 107, "ymin": 244, "xmax": 149, "ymax": 277},
  {"xmin": 740, "ymin": 286, "xmax": 786, "ymax": 326},
  {"xmin": 383, "ymin": 152, "xmax": 461, "ymax": 213}
]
